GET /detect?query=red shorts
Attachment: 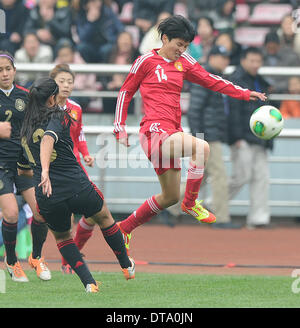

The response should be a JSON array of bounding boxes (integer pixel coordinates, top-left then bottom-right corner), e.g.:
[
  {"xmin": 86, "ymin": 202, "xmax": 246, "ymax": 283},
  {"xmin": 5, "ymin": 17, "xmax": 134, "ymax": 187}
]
[{"xmin": 139, "ymin": 121, "xmax": 183, "ymax": 176}]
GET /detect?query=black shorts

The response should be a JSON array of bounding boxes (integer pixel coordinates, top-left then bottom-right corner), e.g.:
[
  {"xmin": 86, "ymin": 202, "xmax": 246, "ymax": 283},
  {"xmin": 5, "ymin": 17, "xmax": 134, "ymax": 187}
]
[
  {"xmin": 36, "ymin": 182, "xmax": 104, "ymax": 232},
  {"xmin": 0, "ymin": 167, "xmax": 34, "ymax": 196}
]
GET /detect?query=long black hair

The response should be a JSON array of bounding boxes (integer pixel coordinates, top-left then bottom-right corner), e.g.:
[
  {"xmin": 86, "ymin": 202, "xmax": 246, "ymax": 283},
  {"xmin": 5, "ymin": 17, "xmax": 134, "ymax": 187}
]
[
  {"xmin": 21, "ymin": 77, "xmax": 72, "ymax": 143},
  {"xmin": 157, "ymin": 15, "xmax": 196, "ymax": 43}
]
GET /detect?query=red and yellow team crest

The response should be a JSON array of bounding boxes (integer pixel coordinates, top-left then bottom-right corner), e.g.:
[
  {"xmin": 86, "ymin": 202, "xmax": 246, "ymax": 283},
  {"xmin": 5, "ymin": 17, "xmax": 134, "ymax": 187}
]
[
  {"xmin": 174, "ymin": 61, "xmax": 183, "ymax": 72},
  {"xmin": 70, "ymin": 109, "xmax": 78, "ymax": 121}
]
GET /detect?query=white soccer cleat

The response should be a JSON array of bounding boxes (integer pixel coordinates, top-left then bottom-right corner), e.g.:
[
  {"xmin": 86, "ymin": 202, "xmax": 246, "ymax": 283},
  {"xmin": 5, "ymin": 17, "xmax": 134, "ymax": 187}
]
[{"xmin": 122, "ymin": 257, "xmax": 135, "ymax": 280}]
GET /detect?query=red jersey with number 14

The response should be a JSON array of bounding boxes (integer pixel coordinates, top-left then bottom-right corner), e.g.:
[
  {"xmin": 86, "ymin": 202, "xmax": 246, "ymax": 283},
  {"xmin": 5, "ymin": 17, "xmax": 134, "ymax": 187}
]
[{"xmin": 114, "ymin": 49, "xmax": 251, "ymax": 138}]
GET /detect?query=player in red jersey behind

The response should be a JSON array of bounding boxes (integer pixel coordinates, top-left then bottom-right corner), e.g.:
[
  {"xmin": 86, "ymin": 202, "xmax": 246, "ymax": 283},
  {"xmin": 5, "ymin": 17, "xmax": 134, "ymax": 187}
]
[
  {"xmin": 50, "ymin": 64, "xmax": 96, "ymax": 274},
  {"xmin": 114, "ymin": 15, "xmax": 267, "ymax": 253}
]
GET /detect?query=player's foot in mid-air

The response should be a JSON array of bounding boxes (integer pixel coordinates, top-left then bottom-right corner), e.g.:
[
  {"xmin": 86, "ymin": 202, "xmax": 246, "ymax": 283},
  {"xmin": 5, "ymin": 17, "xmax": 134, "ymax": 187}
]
[
  {"xmin": 181, "ymin": 200, "xmax": 216, "ymax": 223},
  {"xmin": 4, "ymin": 257, "xmax": 29, "ymax": 282},
  {"xmin": 28, "ymin": 254, "xmax": 51, "ymax": 281},
  {"xmin": 122, "ymin": 257, "xmax": 135, "ymax": 280},
  {"xmin": 117, "ymin": 222, "xmax": 131, "ymax": 255}
]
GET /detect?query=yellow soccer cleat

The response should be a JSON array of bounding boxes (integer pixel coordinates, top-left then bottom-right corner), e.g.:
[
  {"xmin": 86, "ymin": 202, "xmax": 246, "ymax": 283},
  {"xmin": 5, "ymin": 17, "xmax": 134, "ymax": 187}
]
[
  {"xmin": 181, "ymin": 200, "xmax": 216, "ymax": 223},
  {"xmin": 117, "ymin": 222, "xmax": 131, "ymax": 256}
]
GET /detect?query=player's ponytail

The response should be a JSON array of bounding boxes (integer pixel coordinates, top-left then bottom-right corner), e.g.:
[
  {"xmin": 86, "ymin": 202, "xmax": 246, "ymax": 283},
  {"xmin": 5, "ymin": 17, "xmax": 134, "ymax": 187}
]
[{"xmin": 21, "ymin": 77, "xmax": 70, "ymax": 143}]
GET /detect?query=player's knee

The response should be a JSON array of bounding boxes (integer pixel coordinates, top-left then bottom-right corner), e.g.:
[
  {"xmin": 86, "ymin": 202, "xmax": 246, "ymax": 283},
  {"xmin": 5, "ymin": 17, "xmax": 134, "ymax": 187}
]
[
  {"xmin": 164, "ymin": 193, "xmax": 181, "ymax": 207},
  {"xmin": 4, "ymin": 211, "xmax": 19, "ymax": 223},
  {"xmin": 54, "ymin": 230, "xmax": 72, "ymax": 244},
  {"xmin": 192, "ymin": 140, "xmax": 210, "ymax": 164}
]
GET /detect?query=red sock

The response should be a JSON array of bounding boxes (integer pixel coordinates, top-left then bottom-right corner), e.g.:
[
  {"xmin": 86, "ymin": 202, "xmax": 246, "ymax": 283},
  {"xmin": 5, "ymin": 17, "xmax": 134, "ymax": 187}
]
[
  {"xmin": 120, "ymin": 196, "xmax": 162, "ymax": 234},
  {"xmin": 61, "ymin": 217, "xmax": 94, "ymax": 266},
  {"xmin": 183, "ymin": 164, "xmax": 204, "ymax": 208}
]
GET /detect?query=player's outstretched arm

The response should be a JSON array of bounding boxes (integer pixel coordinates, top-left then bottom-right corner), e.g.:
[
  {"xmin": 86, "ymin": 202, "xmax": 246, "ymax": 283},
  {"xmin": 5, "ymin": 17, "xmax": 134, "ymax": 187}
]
[
  {"xmin": 39, "ymin": 135, "xmax": 54, "ymax": 198},
  {"xmin": 249, "ymin": 91, "xmax": 267, "ymax": 101}
]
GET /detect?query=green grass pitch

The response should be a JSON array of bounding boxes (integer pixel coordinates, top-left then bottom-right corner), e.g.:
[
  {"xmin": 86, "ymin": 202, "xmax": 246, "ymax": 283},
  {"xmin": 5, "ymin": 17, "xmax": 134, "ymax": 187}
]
[{"xmin": 0, "ymin": 271, "xmax": 299, "ymax": 308}]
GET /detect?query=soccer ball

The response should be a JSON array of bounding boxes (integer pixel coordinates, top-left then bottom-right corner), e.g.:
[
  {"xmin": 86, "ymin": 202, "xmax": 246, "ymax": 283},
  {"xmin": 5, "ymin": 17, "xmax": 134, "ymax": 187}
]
[{"xmin": 249, "ymin": 105, "xmax": 284, "ymax": 140}]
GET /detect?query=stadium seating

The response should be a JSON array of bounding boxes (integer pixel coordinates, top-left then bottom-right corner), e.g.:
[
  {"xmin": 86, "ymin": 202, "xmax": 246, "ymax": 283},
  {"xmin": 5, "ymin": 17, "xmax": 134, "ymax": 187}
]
[
  {"xmin": 236, "ymin": 4, "xmax": 250, "ymax": 23},
  {"xmin": 248, "ymin": 3, "xmax": 293, "ymax": 25},
  {"xmin": 234, "ymin": 26, "xmax": 270, "ymax": 47}
]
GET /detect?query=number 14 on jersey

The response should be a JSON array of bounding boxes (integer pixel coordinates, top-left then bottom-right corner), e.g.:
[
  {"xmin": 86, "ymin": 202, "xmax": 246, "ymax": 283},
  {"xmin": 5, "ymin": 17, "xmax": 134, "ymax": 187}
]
[{"xmin": 155, "ymin": 65, "xmax": 167, "ymax": 82}]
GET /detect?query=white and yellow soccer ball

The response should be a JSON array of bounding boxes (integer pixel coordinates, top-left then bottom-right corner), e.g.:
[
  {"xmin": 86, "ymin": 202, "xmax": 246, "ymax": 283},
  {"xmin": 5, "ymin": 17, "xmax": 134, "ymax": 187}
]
[{"xmin": 249, "ymin": 105, "xmax": 284, "ymax": 140}]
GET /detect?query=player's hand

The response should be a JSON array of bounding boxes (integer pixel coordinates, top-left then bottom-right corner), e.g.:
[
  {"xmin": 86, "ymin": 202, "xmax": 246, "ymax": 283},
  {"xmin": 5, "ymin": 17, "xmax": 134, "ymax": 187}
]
[
  {"xmin": 39, "ymin": 170, "xmax": 52, "ymax": 198},
  {"xmin": 0, "ymin": 122, "xmax": 11, "ymax": 139},
  {"xmin": 249, "ymin": 91, "xmax": 267, "ymax": 101},
  {"xmin": 117, "ymin": 137, "xmax": 130, "ymax": 147},
  {"xmin": 84, "ymin": 155, "xmax": 95, "ymax": 167}
]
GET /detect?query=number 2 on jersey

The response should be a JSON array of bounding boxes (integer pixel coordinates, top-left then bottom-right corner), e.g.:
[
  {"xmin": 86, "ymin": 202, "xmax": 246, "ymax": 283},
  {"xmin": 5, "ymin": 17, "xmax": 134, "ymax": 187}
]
[{"xmin": 22, "ymin": 129, "xmax": 57, "ymax": 166}]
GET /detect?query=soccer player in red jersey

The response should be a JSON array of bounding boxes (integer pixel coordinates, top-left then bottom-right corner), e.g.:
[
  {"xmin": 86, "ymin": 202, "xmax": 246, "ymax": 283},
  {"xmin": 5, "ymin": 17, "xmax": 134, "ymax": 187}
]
[
  {"xmin": 50, "ymin": 64, "xmax": 96, "ymax": 274},
  {"xmin": 113, "ymin": 15, "xmax": 267, "ymax": 253}
]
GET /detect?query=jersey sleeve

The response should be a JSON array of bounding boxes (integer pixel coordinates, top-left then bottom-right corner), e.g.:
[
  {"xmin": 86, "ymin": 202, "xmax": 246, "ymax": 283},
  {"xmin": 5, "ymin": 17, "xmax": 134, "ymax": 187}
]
[
  {"xmin": 113, "ymin": 57, "xmax": 145, "ymax": 139},
  {"xmin": 185, "ymin": 60, "xmax": 251, "ymax": 101},
  {"xmin": 78, "ymin": 127, "xmax": 89, "ymax": 157},
  {"xmin": 44, "ymin": 117, "xmax": 65, "ymax": 143},
  {"xmin": 74, "ymin": 106, "xmax": 89, "ymax": 157}
]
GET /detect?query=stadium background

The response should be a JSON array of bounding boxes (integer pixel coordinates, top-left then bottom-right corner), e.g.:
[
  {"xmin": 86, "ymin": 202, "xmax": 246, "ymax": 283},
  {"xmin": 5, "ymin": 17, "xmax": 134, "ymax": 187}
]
[{"xmin": 2, "ymin": 0, "xmax": 300, "ymax": 280}]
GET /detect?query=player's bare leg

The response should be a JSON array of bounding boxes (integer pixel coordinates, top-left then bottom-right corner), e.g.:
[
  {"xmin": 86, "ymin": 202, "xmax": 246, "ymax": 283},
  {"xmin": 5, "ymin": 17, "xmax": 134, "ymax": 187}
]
[{"xmin": 160, "ymin": 132, "xmax": 216, "ymax": 223}]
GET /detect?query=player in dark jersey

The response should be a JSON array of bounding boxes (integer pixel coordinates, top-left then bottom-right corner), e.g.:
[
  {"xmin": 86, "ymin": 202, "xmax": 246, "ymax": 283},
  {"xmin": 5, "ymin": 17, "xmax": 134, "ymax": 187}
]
[
  {"xmin": 20, "ymin": 77, "xmax": 135, "ymax": 292},
  {"xmin": 0, "ymin": 51, "xmax": 51, "ymax": 282}
]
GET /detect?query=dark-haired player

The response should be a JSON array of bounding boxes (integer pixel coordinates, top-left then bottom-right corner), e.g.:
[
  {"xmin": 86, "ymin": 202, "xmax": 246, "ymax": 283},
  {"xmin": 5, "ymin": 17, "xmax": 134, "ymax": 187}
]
[
  {"xmin": 0, "ymin": 51, "xmax": 50, "ymax": 282},
  {"xmin": 20, "ymin": 77, "xmax": 135, "ymax": 292},
  {"xmin": 113, "ymin": 15, "xmax": 267, "ymax": 253},
  {"xmin": 49, "ymin": 63, "xmax": 96, "ymax": 274}
]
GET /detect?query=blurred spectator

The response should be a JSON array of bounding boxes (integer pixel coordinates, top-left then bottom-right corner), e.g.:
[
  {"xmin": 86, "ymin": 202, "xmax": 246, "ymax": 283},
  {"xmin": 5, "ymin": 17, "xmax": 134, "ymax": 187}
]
[
  {"xmin": 280, "ymin": 76, "xmax": 300, "ymax": 119},
  {"xmin": 188, "ymin": 45, "xmax": 241, "ymax": 229},
  {"xmin": 277, "ymin": 14, "xmax": 300, "ymax": 59},
  {"xmin": 24, "ymin": 0, "xmax": 73, "ymax": 49},
  {"xmin": 187, "ymin": 0, "xmax": 217, "ymax": 24},
  {"xmin": 101, "ymin": 31, "xmax": 139, "ymax": 113},
  {"xmin": 54, "ymin": 39, "xmax": 101, "ymax": 111},
  {"xmin": 75, "ymin": 0, "xmax": 124, "ymax": 63},
  {"xmin": 227, "ymin": 47, "xmax": 272, "ymax": 229},
  {"xmin": 14, "ymin": 33, "xmax": 53, "ymax": 87},
  {"xmin": 208, "ymin": 0, "xmax": 236, "ymax": 34},
  {"xmin": 0, "ymin": 0, "xmax": 29, "ymax": 55},
  {"xmin": 133, "ymin": 0, "xmax": 175, "ymax": 41},
  {"xmin": 214, "ymin": 32, "xmax": 243, "ymax": 65},
  {"xmin": 263, "ymin": 31, "xmax": 300, "ymax": 95},
  {"xmin": 114, "ymin": 0, "xmax": 132, "ymax": 12},
  {"xmin": 188, "ymin": 16, "xmax": 215, "ymax": 64},
  {"xmin": 139, "ymin": 11, "xmax": 171, "ymax": 55}
]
